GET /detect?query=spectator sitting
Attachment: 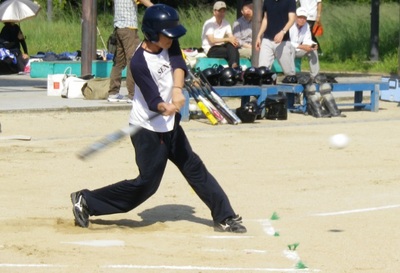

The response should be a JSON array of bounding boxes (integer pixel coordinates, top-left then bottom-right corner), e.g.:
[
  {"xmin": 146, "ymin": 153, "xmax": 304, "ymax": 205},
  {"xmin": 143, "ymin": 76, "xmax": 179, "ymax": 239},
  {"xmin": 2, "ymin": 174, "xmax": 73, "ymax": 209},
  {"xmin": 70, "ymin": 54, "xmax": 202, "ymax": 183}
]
[
  {"xmin": 0, "ymin": 47, "xmax": 28, "ymax": 74},
  {"xmin": 0, "ymin": 23, "xmax": 29, "ymax": 74},
  {"xmin": 296, "ymin": 0, "xmax": 323, "ymax": 55},
  {"xmin": 289, "ymin": 7, "xmax": 320, "ymax": 80},
  {"xmin": 232, "ymin": 0, "xmax": 253, "ymax": 59},
  {"xmin": 201, "ymin": 1, "xmax": 240, "ymax": 68},
  {"xmin": 0, "ymin": 22, "xmax": 28, "ymax": 55}
]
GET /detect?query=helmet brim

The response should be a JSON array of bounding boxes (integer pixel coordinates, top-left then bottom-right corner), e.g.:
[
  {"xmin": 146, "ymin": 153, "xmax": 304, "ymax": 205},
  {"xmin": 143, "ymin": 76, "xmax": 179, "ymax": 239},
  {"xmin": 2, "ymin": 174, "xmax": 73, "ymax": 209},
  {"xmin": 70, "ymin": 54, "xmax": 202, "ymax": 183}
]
[{"xmin": 161, "ymin": 25, "xmax": 187, "ymax": 39}]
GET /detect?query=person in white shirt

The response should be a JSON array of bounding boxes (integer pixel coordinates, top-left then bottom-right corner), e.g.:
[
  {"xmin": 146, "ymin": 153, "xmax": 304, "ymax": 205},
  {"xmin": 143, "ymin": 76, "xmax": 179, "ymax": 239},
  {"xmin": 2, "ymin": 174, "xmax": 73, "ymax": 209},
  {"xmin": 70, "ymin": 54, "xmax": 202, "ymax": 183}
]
[
  {"xmin": 296, "ymin": 0, "xmax": 322, "ymax": 54},
  {"xmin": 289, "ymin": 7, "xmax": 320, "ymax": 79},
  {"xmin": 201, "ymin": 1, "xmax": 240, "ymax": 68}
]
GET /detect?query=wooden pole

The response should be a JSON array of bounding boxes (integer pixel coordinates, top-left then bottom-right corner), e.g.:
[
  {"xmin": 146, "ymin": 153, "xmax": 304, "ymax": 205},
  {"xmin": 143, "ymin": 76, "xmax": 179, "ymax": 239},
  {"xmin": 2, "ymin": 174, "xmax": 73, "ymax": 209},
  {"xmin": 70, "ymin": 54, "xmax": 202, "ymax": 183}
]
[
  {"xmin": 398, "ymin": 3, "xmax": 400, "ymax": 76},
  {"xmin": 251, "ymin": 0, "xmax": 262, "ymax": 67},
  {"xmin": 81, "ymin": 0, "xmax": 94, "ymax": 76},
  {"xmin": 91, "ymin": 0, "xmax": 98, "ymax": 61},
  {"xmin": 46, "ymin": 0, "xmax": 52, "ymax": 22},
  {"xmin": 369, "ymin": 0, "xmax": 379, "ymax": 61}
]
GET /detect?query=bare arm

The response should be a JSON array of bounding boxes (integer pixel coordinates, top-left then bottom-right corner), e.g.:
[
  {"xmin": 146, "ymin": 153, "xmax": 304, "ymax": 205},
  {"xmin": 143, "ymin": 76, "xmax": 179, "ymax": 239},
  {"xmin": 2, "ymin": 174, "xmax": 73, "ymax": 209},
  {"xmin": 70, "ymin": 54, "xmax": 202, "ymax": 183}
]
[
  {"xmin": 171, "ymin": 68, "xmax": 185, "ymax": 111},
  {"xmin": 273, "ymin": 12, "xmax": 296, "ymax": 44},
  {"xmin": 138, "ymin": 0, "xmax": 153, "ymax": 7},
  {"xmin": 316, "ymin": 2, "xmax": 322, "ymax": 24},
  {"xmin": 256, "ymin": 12, "xmax": 267, "ymax": 51},
  {"xmin": 157, "ymin": 68, "xmax": 185, "ymax": 116},
  {"xmin": 207, "ymin": 34, "xmax": 238, "ymax": 47}
]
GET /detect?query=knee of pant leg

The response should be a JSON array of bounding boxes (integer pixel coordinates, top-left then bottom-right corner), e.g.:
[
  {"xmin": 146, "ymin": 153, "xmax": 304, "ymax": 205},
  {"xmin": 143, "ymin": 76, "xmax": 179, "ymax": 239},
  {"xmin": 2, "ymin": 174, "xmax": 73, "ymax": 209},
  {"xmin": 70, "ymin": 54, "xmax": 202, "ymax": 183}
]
[{"xmin": 180, "ymin": 153, "xmax": 208, "ymax": 181}]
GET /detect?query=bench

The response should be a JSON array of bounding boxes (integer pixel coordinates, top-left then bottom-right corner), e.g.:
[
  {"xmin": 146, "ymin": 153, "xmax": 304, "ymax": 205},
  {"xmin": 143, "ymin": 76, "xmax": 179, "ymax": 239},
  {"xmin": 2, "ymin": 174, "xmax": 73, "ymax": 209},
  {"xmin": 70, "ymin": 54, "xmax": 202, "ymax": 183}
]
[
  {"xmin": 277, "ymin": 82, "xmax": 389, "ymax": 113},
  {"xmin": 194, "ymin": 58, "xmax": 252, "ymax": 71},
  {"xmin": 271, "ymin": 58, "xmax": 302, "ymax": 73},
  {"xmin": 181, "ymin": 85, "xmax": 279, "ymax": 121},
  {"xmin": 181, "ymin": 81, "xmax": 389, "ymax": 122}
]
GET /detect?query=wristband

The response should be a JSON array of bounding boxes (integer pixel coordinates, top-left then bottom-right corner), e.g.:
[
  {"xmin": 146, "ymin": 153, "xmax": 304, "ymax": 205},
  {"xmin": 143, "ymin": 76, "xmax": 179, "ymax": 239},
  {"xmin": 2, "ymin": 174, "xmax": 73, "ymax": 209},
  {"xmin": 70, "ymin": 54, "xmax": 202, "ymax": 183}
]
[
  {"xmin": 173, "ymin": 86, "xmax": 183, "ymax": 90},
  {"xmin": 281, "ymin": 30, "xmax": 287, "ymax": 34}
]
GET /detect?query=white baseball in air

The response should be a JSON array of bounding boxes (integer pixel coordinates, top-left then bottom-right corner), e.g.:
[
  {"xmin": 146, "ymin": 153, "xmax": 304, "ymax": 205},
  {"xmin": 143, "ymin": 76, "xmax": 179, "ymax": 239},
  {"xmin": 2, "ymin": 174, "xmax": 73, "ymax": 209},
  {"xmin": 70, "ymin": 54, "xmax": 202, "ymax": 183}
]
[{"xmin": 329, "ymin": 134, "xmax": 349, "ymax": 149}]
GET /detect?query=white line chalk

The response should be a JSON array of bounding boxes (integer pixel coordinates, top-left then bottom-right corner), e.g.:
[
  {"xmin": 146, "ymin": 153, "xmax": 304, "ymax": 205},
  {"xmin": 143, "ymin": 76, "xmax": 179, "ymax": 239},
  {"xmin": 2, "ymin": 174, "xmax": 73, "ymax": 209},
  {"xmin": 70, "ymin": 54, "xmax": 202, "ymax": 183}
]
[
  {"xmin": 0, "ymin": 264, "xmax": 65, "ymax": 268},
  {"xmin": 61, "ymin": 240, "xmax": 125, "ymax": 247},
  {"xmin": 259, "ymin": 219, "xmax": 277, "ymax": 236},
  {"xmin": 312, "ymin": 204, "xmax": 400, "ymax": 216},
  {"xmin": 103, "ymin": 264, "xmax": 319, "ymax": 271}
]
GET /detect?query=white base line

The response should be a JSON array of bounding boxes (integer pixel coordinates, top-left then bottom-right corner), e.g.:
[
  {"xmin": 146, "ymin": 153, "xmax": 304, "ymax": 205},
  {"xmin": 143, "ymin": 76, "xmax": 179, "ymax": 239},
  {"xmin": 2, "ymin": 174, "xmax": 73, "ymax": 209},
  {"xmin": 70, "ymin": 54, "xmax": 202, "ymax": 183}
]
[
  {"xmin": 312, "ymin": 204, "xmax": 400, "ymax": 216},
  {"xmin": 0, "ymin": 264, "xmax": 319, "ymax": 272},
  {"xmin": 0, "ymin": 264, "xmax": 318, "ymax": 272},
  {"xmin": 259, "ymin": 219, "xmax": 277, "ymax": 236},
  {"xmin": 0, "ymin": 264, "xmax": 66, "ymax": 268},
  {"xmin": 103, "ymin": 264, "xmax": 318, "ymax": 272}
]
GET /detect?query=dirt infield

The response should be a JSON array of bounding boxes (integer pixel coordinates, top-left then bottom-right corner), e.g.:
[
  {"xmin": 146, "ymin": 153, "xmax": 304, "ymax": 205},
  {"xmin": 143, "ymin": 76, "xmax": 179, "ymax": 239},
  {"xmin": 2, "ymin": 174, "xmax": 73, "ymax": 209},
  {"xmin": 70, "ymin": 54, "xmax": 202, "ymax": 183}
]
[{"xmin": 1, "ymin": 99, "xmax": 400, "ymax": 272}]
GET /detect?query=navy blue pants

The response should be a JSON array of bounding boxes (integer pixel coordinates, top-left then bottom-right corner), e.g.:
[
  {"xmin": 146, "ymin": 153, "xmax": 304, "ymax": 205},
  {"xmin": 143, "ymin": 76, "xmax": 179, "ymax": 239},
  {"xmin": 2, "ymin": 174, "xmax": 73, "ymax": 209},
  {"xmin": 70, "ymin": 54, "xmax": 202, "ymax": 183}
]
[
  {"xmin": 207, "ymin": 43, "xmax": 240, "ymax": 68},
  {"xmin": 82, "ymin": 120, "xmax": 236, "ymax": 223}
]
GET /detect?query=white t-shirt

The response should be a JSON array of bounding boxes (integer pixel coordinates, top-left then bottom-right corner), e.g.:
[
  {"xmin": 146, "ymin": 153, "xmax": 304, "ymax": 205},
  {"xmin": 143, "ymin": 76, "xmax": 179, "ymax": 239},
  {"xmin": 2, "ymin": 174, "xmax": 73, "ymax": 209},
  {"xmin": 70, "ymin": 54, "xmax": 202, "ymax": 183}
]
[
  {"xmin": 289, "ymin": 22, "xmax": 315, "ymax": 51},
  {"xmin": 296, "ymin": 0, "xmax": 321, "ymax": 21},
  {"xmin": 129, "ymin": 40, "xmax": 187, "ymax": 133},
  {"xmin": 201, "ymin": 16, "xmax": 233, "ymax": 54}
]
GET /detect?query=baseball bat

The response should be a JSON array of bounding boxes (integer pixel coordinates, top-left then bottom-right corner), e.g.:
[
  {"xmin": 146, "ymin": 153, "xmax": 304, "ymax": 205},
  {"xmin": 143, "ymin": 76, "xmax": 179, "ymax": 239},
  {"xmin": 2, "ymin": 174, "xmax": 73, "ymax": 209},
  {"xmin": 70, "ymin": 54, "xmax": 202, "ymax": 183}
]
[
  {"xmin": 189, "ymin": 83, "xmax": 227, "ymax": 124},
  {"xmin": 193, "ymin": 81, "xmax": 237, "ymax": 125},
  {"xmin": 203, "ymin": 82, "xmax": 242, "ymax": 124},
  {"xmin": 77, "ymin": 114, "xmax": 157, "ymax": 160},
  {"xmin": 184, "ymin": 83, "xmax": 218, "ymax": 125},
  {"xmin": 189, "ymin": 71, "xmax": 240, "ymax": 125},
  {"xmin": 197, "ymin": 71, "xmax": 242, "ymax": 124}
]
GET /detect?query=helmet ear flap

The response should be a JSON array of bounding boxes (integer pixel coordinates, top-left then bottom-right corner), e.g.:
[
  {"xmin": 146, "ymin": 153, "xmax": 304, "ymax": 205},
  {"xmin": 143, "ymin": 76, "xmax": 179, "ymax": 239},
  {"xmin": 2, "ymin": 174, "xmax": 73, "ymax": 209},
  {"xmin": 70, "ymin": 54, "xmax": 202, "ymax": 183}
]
[{"xmin": 142, "ymin": 29, "xmax": 159, "ymax": 42}]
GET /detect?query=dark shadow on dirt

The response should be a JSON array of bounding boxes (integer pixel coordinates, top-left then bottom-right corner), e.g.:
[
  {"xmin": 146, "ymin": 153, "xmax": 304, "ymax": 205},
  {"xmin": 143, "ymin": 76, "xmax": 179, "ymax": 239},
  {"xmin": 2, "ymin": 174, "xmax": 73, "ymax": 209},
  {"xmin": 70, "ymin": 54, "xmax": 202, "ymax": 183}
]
[{"xmin": 90, "ymin": 204, "xmax": 213, "ymax": 229}]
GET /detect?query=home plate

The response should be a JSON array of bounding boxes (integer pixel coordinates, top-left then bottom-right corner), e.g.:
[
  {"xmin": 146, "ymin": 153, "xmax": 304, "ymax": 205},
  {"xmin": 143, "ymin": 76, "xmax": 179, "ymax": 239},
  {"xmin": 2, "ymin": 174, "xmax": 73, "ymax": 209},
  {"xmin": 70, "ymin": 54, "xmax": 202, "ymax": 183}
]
[{"xmin": 61, "ymin": 240, "xmax": 125, "ymax": 247}]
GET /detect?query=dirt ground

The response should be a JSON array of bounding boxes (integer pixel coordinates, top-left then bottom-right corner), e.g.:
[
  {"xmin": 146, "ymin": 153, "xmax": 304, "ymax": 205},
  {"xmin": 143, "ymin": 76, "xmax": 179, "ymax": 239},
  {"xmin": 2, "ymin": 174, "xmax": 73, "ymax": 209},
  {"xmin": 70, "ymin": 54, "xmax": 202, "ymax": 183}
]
[{"xmin": 0, "ymin": 99, "xmax": 400, "ymax": 273}]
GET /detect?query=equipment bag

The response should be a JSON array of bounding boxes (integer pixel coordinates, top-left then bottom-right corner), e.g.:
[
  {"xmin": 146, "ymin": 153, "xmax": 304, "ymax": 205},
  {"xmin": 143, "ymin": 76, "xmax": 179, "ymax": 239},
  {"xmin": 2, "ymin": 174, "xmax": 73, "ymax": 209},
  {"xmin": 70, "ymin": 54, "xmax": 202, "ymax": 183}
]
[
  {"xmin": 82, "ymin": 78, "xmax": 110, "ymax": 100},
  {"xmin": 47, "ymin": 67, "xmax": 72, "ymax": 97},
  {"xmin": 62, "ymin": 76, "xmax": 87, "ymax": 99}
]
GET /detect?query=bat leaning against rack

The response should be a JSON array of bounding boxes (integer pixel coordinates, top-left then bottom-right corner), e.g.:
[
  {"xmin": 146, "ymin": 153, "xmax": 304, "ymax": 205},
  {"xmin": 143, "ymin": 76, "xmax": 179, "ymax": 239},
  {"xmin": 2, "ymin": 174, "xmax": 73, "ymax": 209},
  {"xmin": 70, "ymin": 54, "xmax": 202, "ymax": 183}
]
[
  {"xmin": 189, "ymin": 70, "xmax": 241, "ymax": 125},
  {"xmin": 184, "ymin": 82, "xmax": 218, "ymax": 125},
  {"xmin": 185, "ymin": 78, "xmax": 227, "ymax": 124}
]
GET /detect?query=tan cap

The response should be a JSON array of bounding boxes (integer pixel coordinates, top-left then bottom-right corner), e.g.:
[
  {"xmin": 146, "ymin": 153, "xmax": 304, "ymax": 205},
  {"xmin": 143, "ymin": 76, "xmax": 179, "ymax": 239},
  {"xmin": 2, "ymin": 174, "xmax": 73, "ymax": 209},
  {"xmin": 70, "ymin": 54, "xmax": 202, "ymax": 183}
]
[
  {"xmin": 213, "ymin": 1, "xmax": 227, "ymax": 10},
  {"xmin": 296, "ymin": 7, "xmax": 308, "ymax": 18}
]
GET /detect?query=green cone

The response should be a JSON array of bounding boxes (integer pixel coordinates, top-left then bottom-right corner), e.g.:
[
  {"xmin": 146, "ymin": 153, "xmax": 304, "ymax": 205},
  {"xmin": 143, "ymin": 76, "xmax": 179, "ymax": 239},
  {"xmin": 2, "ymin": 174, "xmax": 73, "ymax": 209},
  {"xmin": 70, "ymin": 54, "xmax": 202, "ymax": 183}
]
[
  {"xmin": 270, "ymin": 212, "xmax": 280, "ymax": 220},
  {"xmin": 295, "ymin": 261, "xmax": 308, "ymax": 269}
]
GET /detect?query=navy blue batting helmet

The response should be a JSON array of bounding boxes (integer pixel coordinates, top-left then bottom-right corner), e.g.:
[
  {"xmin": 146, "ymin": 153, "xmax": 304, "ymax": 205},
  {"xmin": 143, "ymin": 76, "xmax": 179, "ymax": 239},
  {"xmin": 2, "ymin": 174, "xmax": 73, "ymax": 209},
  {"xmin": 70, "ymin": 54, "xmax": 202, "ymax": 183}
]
[{"xmin": 142, "ymin": 4, "xmax": 187, "ymax": 42}]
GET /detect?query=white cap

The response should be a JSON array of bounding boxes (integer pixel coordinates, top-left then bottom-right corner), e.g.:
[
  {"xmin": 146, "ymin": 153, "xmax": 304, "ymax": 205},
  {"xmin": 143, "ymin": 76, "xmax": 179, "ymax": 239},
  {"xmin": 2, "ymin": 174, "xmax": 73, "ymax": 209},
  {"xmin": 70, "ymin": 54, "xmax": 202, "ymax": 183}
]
[
  {"xmin": 213, "ymin": 1, "xmax": 227, "ymax": 10},
  {"xmin": 296, "ymin": 7, "xmax": 308, "ymax": 18}
]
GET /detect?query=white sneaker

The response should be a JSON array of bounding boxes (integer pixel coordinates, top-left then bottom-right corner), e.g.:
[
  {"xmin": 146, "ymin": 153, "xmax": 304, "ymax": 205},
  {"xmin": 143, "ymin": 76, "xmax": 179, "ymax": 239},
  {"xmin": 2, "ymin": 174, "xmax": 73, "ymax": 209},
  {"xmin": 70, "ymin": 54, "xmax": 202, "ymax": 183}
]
[{"xmin": 108, "ymin": 94, "xmax": 128, "ymax": 102}]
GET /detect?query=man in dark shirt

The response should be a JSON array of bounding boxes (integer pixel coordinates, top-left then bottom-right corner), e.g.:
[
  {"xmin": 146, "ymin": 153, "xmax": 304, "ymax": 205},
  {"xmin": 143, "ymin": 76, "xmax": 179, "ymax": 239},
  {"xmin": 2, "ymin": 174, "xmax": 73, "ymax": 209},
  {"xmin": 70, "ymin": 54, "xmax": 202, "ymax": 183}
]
[
  {"xmin": 0, "ymin": 22, "xmax": 28, "ymax": 55},
  {"xmin": 0, "ymin": 22, "xmax": 29, "ymax": 73},
  {"xmin": 255, "ymin": 0, "xmax": 296, "ymax": 77}
]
